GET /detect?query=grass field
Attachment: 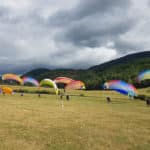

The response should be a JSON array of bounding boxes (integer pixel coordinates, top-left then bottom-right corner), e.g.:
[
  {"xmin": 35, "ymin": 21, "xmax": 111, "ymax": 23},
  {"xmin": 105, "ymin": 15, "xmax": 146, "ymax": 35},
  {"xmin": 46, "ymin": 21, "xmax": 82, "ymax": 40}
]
[{"xmin": 0, "ymin": 86, "xmax": 149, "ymax": 150}]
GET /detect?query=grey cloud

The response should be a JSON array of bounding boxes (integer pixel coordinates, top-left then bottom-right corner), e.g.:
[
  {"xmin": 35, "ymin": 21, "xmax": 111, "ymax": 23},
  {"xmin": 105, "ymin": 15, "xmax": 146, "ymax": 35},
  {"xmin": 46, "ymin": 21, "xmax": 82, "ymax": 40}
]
[
  {"xmin": 49, "ymin": 0, "xmax": 131, "ymax": 26},
  {"xmin": 114, "ymin": 39, "xmax": 143, "ymax": 54},
  {"xmin": 62, "ymin": 15, "xmax": 135, "ymax": 47},
  {"xmin": 0, "ymin": 0, "xmax": 149, "ymax": 73},
  {"xmin": 75, "ymin": 0, "xmax": 131, "ymax": 19},
  {"xmin": 0, "ymin": 6, "xmax": 7, "ymax": 16},
  {"xmin": 50, "ymin": 0, "xmax": 134, "ymax": 48}
]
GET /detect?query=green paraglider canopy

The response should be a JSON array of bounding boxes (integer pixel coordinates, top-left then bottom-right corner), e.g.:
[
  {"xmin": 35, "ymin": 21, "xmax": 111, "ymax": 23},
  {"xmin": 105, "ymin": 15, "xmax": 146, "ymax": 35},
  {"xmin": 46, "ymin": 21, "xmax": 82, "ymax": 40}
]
[{"xmin": 40, "ymin": 79, "xmax": 59, "ymax": 95}]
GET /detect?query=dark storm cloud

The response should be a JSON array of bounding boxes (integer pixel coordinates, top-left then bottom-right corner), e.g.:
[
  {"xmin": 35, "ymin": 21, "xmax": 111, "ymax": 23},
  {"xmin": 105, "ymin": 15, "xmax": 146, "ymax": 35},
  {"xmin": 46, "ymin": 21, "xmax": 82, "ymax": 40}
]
[
  {"xmin": 50, "ymin": 0, "xmax": 131, "ymax": 26},
  {"xmin": 63, "ymin": 16, "xmax": 135, "ymax": 47},
  {"xmin": 49, "ymin": 0, "xmax": 135, "ymax": 49},
  {"xmin": 75, "ymin": 0, "xmax": 131, "ymax": 19}
]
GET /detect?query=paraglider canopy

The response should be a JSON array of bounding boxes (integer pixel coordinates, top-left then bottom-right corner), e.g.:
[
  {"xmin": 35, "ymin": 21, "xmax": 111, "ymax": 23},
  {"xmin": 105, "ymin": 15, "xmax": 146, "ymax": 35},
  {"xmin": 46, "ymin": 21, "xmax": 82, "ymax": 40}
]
[
  {"xmin": 54, "ymin": 77, "xmax": 74, "ymax": 89},
  {"xmin": 40, "ymin": 79, "xmax": 59, "ymax": 94},
  {"xmin": 22, "ymin": 76, "xmax": 39, "ymax": 87},
  {"xmin": 65, "ymin": 80, "xmax": 86, "ymax": 90},
  {"xmin": 1, "ymin": 86, "xmax": 13, "ymax": 94},
  {"xmin": 54, "ymin": 77, "xmax": 74, "ymax": 84},
  {"xmin": 103, "ymin": 80, "xmax": 137, "ymax": 97},
  {"xmin": 137, "ymin": 70, "xmax": 150, "ymax": 82},
  {"xmin": 2, "ymin": 73, "xmax": 23, "ymax": 85}
]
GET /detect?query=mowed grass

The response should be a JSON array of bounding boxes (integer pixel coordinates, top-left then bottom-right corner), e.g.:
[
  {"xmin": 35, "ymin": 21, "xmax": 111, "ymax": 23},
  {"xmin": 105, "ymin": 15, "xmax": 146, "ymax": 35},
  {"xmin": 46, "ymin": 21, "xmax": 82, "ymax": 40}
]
[{"xmin": 0, "ymin": 87, "xmax": 149, "ymax": 150}]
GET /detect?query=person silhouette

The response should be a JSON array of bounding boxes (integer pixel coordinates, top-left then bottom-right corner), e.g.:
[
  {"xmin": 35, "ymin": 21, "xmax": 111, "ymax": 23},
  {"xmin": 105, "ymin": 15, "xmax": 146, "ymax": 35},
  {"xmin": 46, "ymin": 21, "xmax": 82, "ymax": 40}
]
[
  {"xmin": 66, "ymin": 95, "xmax": 70, "ymax": 101},
  {"xmin": 146, "ymin": 98, "xmax": 150, "ymax": 106},
  {"xmin": 106, "ymin": 97, "xmax": 111, "ymax": 103}
]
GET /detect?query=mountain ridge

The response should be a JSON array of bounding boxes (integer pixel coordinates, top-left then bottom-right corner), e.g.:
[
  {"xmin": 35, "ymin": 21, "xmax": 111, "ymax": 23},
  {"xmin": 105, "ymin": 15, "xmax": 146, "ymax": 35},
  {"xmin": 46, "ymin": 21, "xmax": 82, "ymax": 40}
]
[
  {"xmin": 89, "ymin": 51, "xmax": 150, "ymax": 71},
  {"xmin": 23, "ymin": 51, "xmax": 150, "ymax": 89}
]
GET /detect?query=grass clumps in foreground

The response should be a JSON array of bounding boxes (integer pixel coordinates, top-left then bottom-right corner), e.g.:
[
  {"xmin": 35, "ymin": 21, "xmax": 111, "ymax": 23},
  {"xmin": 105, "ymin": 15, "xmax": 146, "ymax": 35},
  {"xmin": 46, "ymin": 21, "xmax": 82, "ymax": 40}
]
[{"xmin": 0, "ymin": 88, "xmax": 149, "ymax": 150}]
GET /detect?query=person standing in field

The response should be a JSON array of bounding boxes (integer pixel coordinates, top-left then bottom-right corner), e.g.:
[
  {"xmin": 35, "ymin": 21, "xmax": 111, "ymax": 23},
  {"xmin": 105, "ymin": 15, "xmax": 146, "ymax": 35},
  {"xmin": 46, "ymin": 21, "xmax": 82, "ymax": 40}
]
[{"xmin": 106, "ymin": 97, "xmax": 111, "ymax": 103}]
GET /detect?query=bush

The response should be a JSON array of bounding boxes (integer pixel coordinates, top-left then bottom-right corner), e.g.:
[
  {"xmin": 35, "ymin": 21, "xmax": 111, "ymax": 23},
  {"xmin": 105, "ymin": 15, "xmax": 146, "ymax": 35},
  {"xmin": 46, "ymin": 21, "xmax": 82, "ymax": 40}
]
[
  {"xmin": 13, "ymin": 89, "xmax": 56, "ymax": 95},
  {"xmin": 79, "ymin": 93, "xmax": 85, "ymax": 97},
  {"xmin": 135, "ymin": 94, "xmax": 150, "ymax": 101}
]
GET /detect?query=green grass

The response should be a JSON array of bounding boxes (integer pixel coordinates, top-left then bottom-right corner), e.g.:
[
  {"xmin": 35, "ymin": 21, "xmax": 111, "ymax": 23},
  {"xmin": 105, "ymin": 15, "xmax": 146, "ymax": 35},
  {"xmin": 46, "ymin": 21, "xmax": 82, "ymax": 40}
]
[{"xmin": 0, "ymin": 87, "xmax": 149, "ymax": 150}]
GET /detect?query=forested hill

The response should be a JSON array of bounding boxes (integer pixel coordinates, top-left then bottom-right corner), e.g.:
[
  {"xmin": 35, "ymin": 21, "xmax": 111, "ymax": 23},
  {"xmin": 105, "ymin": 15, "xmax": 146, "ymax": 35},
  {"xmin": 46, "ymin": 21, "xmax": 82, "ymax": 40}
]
[
  {"xmin": 23, "ymin": 51, "xmax": 150, "ymax": 89},
  {"xmin": 89, "ymin": 51, "xmax": 150, "ymax": 71}
]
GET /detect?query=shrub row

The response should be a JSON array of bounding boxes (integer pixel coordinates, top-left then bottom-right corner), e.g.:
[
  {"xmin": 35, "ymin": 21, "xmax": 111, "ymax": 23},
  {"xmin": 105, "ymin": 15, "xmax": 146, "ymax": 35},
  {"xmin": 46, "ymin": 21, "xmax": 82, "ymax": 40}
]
[
  {"xmin": 13, "ymin": 89, "xmax": 55, "ymax": 95},
  {"xmin": 134, "ymin": 95, "xmax": 150, "ymax": 101}
]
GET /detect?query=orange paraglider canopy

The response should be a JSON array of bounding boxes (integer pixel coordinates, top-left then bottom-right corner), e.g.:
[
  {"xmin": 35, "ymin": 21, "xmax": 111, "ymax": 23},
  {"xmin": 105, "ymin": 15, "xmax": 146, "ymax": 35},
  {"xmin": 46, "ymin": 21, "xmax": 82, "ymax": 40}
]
[
  {"xmin": 65, "ymin": 80, "xmax": 86, "ymax": 90},
  {"xmin": 1, "ymin": 86, "xmax": 13, "ymax": 94},
  {"xmin": 2, "ymin": 73, "xmax": 23, "ymax": 85},
  {"xmin": 54, "ymin": 77, "xmax": 74, "ymax": 84}
]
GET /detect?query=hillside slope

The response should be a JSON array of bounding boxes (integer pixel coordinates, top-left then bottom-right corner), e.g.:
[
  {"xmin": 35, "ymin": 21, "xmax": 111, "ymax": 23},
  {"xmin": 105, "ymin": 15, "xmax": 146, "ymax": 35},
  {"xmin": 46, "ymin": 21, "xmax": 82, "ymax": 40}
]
[
  {"xmin": 89, "ymin": 51, "xmax": 150, "ymax": 71},
  {"xmin": 23, "ymin": 51, "xmax": 150, "ymax": 89}
]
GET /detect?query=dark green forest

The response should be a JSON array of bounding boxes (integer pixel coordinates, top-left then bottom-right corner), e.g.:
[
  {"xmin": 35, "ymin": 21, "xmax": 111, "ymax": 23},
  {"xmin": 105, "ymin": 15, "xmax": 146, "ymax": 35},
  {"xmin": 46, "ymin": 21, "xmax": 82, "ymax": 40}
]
[{"xmin": 22, "ymin": 51, "xmax": 150, "ymax": 89}]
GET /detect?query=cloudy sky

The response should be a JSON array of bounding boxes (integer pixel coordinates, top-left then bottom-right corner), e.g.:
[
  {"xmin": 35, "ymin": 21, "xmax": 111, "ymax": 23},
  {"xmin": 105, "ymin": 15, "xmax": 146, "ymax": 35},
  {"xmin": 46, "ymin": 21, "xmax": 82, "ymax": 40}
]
[{"xmin": 0, "ymin": 0, "xmax": 150, "ymax": 73}]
